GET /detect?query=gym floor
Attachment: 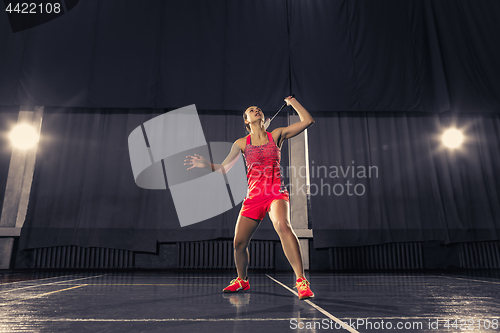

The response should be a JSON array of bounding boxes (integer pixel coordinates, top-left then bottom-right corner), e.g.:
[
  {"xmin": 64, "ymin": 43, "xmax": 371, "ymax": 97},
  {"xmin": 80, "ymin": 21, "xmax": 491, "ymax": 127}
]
[{"xmin": 0, "ymin": 270, "xmax": 499, "ymax": 332}]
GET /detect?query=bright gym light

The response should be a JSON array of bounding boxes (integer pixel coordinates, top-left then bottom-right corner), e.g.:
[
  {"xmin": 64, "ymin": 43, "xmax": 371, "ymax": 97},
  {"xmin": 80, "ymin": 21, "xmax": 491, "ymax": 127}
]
[
  {"xmin": 9, "ymin": 123, "xmax": 39, "ymax": 149},
  {"xmin": 442, "ymin": 128, "xmax": 463, "ymax": 149}
]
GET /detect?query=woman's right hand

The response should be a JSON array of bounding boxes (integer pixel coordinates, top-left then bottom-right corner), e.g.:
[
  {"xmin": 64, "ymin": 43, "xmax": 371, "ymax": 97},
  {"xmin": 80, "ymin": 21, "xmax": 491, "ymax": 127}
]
[{"xmin": 184, "ymin": 154, "xmax": 209, "ymax": 170}]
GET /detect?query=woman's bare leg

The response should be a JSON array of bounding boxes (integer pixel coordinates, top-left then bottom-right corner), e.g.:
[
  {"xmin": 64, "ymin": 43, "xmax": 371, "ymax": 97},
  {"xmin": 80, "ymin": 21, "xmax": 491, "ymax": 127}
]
[
  {"xmin": 268, "ymin": 199, "xmax": 305, "ymax": 279},
  {"xmin": 233, "ymin": 215, "xmax": 261, "ymax": 279}
]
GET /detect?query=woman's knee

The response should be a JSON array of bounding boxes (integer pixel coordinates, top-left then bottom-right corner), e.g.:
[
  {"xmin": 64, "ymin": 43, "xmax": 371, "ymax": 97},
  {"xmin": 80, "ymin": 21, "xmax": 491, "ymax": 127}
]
[
  {"xmin": 273, "ymin": 219, "xmax": 292, "ymax": 235},
  {"xmin": 233, "ymin": 238, "xmax": 249, "ymax": 252}
]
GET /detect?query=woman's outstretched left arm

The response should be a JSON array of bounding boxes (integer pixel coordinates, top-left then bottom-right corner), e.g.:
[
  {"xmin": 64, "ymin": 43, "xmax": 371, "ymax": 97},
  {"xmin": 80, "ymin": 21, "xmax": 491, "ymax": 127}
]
[{"xmin": 273, "ymin": 96, "xmax": 315, "ymax": 145}]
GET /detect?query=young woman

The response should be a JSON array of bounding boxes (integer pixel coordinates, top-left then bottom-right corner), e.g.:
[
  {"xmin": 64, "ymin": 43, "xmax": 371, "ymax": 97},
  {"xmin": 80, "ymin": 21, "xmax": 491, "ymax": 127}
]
[{"xmin": 184, "ymin": 96, "xmax": 315, "ymax": 300}]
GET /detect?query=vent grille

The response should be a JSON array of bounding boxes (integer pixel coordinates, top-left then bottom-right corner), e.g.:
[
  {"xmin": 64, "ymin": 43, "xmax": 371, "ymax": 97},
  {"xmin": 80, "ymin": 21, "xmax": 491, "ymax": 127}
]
[
  {"xmin": 178, "ymin": 240, "xmax": 275, "ymax": 269},
  {"xmin": 28, "ymin": 241, "xmax": 500, "ymax": 271},
  {"xmin": 459, "ymin": 242, "xmax": 500, "ymax": 269},
  {"xmin": 28, "ymin": 241, "xmax": 500, "ymax": 270},
  {"xmin": 329, "ymin": 242, "xmax": 424, "ymax": 270},
  {"xmin": 33, "ymin": 246, "xmax": 134, "ymax": 269}
]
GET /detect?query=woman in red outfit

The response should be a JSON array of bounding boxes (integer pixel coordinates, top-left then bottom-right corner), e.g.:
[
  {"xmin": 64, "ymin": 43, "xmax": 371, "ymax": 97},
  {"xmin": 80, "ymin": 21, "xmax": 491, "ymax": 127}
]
[{"xmin": 184, "ymin": 96, "xmax": 315, "ymax": 300}]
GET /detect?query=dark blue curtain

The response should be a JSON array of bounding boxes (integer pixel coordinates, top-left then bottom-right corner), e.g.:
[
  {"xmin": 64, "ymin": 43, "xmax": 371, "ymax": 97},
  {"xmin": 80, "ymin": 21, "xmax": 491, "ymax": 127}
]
[
  {"xmin": 308, "ymin": 112, "xmax": 500, "ymax": 248},
  {"xmin": 1, "ymin": 0, "xmax": 499, "ymax": 112},
  {"xmin": 18, "ymin": 107, "xmax": 289, "ymax": 252},
  {"xmin": 1, "ymin": 0, "xmax": 499, "ymax": 251},
  {"xmin": 16, "ymin": 109, "xmax": 500, "ymax": 252}
]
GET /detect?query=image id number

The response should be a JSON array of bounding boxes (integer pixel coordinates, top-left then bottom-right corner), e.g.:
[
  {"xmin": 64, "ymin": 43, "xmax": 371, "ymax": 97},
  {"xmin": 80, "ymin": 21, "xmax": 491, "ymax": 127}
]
[{"xmin": 5, "ymin": 2, "xmax": 61, "ymax": 14}]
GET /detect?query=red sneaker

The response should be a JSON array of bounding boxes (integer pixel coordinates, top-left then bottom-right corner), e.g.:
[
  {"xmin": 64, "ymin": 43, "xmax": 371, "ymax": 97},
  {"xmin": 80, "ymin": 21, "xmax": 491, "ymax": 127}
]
[
  {"xmin": 223, "ymin": 277, "xmax": 250, "ymax": 293},
  {"xmin": 296, "ymin": 277, "xmax": 314, "ymax": 300}
]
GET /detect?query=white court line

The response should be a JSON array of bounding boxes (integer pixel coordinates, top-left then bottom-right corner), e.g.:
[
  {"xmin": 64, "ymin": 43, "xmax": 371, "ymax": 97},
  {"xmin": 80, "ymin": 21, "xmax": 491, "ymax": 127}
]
[
  {"xmin": 3, "ymin": 316, "xmax": 500, "ymax": 323},
  {"xmin": 269, "ymin": 274, "xmax": 428, "ymax": 278},
  {"xmin": 0, "ymin": 274, "xmax": 73, "ymax": 286},
  {"xmin": 434, "ymin": 275, "xmax": 500, "ymax": 285},
  {"xmin": 116, "ymin": 276, "xmax": 232, "ymax": 278},
  {"xmin": 0, "ymin": 274, "xmax": 107, "ymax": 294},
  {"xmin": 358, "ymin": 316, "xmax": 500, "ymax": 320},
  {"xmin": 0, "ymin": 285, "xmax": 87, "ymax": 306},
  {"xmin": 266, "ymin": 274, "xmax": 360, "ymax": 333},
  {"xmin": 0, "ymin": 318, "xmax": 320, "ymax": 322}
]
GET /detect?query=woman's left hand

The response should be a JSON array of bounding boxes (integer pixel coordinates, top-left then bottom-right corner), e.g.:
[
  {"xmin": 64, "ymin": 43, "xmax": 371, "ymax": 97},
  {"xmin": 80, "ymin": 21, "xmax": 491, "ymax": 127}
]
[
  {"xmin": 184, "ymin": 154, "xmax": 209, "ymax": 170},
  {"xmin": 284, "ymin": 96, "xmax": 295, "ymax": 106}
]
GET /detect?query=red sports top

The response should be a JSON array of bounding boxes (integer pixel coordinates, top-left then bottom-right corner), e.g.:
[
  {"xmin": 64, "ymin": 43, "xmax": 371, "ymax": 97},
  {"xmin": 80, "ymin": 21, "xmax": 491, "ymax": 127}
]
[{"xmin": 243, "ymin": 132, "xmax": 287, "ymax": 198}]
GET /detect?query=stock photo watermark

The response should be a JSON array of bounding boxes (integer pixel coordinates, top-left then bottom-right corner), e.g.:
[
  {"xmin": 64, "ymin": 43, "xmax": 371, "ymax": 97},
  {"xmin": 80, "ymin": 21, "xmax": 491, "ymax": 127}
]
[
  {"xmin": 279, "ymin": 160, "xmax": 379, "ymax": 197},
  {"xmin": 290, "ymin": 318, "xmax": 500, "ymax": 331}
]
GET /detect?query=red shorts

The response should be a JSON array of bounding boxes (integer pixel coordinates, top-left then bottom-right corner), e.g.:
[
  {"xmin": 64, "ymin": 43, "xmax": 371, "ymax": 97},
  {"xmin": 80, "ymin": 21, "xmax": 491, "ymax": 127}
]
[{"xmin": 239, "ymin": 192, "xmax": 290, "ymax": 221}]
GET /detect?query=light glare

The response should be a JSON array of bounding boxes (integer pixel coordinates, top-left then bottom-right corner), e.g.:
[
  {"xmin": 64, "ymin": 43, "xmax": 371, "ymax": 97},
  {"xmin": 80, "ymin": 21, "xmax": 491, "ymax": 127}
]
[
  {"xmin": 9, "ymin": 123, "xmax": 39, "ymax": 149},
  {"xmin": 442, "ymin": 128, "xmax": 463, "ymax": 149}
]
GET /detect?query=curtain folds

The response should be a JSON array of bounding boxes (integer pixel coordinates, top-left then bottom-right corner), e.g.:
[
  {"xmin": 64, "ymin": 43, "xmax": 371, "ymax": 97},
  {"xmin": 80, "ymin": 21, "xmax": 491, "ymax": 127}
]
[
  {"xmin": 18, "ymin": 107, "xmax": 289, "ymax": 252},
  {"xmin": 1, "ymin": 0, "xmax": 498, "ymax": 251},
  {"xmin": 308, "ymin": 112, "xmax": 500, "ymax": 248},
  {"xmin": 0, "ymin": 0, "xmax": 499, "ymax": 112},
  {"xmin": 16, "ymin": 108, "xmax": 500, "ymax": 252}
]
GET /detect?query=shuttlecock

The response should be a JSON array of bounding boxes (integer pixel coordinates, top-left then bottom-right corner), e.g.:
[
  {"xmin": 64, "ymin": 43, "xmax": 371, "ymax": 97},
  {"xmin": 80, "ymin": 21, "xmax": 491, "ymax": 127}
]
[{"xmin": 264, "ymin": 118, "xmax": 271, "ymax": 130}]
